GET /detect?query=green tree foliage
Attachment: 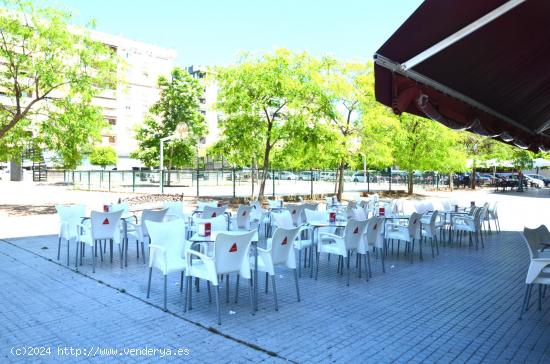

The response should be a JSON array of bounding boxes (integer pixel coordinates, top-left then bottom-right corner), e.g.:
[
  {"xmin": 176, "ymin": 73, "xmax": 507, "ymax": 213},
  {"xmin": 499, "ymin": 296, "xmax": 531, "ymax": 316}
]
[
  {"xmin": 89, "ymin": 145, "xmax": 117, "ymax": 169},
  {"xmin": 316, "ymin": 59, "xmax": 373, "ymax": 199},
  {"xmin": 392, "ymin": 114, "xmax": 466, "ymax": 194},
  {"xmin": 0, "ymin": 0, "xmax": 118, "ymax": 168},
  {"xmin": 131, "ymin": 67, "xmax": 206, "ymax": 168},
  {"xmin": 214, "ymin": 49, "xmax": 325, "ymax": 198}
]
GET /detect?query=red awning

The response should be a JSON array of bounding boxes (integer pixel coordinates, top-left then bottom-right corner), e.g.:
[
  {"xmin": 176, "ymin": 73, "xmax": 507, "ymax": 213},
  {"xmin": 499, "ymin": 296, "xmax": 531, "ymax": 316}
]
[{"xmin": 374, "ymin": 0, "xmax": 550, "ymax": 151}]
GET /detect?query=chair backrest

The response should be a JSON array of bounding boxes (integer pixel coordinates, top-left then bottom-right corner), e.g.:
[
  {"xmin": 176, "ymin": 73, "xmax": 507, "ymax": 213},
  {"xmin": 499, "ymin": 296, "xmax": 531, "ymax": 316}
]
[
  {"xmin": 272, "ymin": 210, "xmax": 294, "ymax": 229},
  {"xmin": 304, "ymin": 209, "xmax": 329, "ymax": 223},
  {"xmin": 236, "ymin": 205, "xmax": 253, "ymax": 229},
  {"xmin": 303, "ymin": 203, "xmax": 318, "ymax": 211},
  {"xmin": 286, "ymin": 204, "xmax": 304, "ymax": 225},
  {"xmin": 523, "ymin": 225, "xmax": 550, "ymax": 260},
  {"xmin": 146, "ymin": 219, "xmax": 188, "ymax": 269},
  {"xmin": 408, "ymin": 212, "xmax": 422, "ymax": 238},
  {"xmin": 163, "ymin": 201, "xmax": 186, "ymax": 219},
  {"xmin": 90, "ymin": 210, "xmax": 123, "ymax": 240},
  {"xmin": 351, "ymin": 207, "xmax": 367, "ymax": 221},
  {"xmin": 202, "ymin": 206, "xmax": 226, "ymax": 219},
  {"xmin": 214, "ymin": 230, "xmax": 255, "ymax": 275},
  {"xmin": 56, "ymin": 204, "xmax": 86, "ymax": 226},
  {"xmin": 365, "ymin": 217, "xmax": 384, "ymax": 247},
  {"xmin": 344, "ymin": 219, "xmax": 368, "ymax": 250},
  {"xmin": 109, "ymin": 203, "xmax": 129, "ymax": 214},
  {"xmin": 194, "ymin": 215, "xmax": 227, "ymax": 232},
  {"xmin": 267, "ymin": 199, "xmax": 283, "ymax": 209},
  {"xmin": 425, "ymin": 210, "xmax": 439, "ymax": 235},
  {"xmin": 141, "ymin": 209, "xmax": 169, "ymax": 237},
  {"xmin": 270, "ymin": 226, "xmax": 301, "ymax": 266},
  {"xmin": 197, "ymin": 200, "xmax": 218, "ymax": 210}
]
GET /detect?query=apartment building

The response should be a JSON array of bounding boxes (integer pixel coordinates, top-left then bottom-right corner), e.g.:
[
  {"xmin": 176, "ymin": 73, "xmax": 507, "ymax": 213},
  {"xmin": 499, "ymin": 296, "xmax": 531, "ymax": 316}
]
[{"xmin": 88, "ymin": 31, "xmax": 177, "ymax": 169}]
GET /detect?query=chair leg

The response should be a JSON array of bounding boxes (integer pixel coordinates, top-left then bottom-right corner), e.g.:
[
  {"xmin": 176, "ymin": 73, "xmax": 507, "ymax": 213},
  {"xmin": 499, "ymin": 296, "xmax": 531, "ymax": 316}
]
[
  {"xmin": 293, "ymin": 269, "xmax": 301, "ymax": 302},
  {"xmin": 92, "ymin": 241, "xmax": 96, "ymax": 273},
  {"xmin": 367, "ymin": 251, "xmax": 372, "ymax": 278},
  {"xmin": 207, "ymin": 281, "xmax": 212, "ymax": 302},
  {"xmin": 136, "ymin": 240, "xmax": 139, "ymax": 258},
  {"xmin": 235, "ymin": 275, "xmax": 240, "ymax": 303},
  {"xmin": 298, "ymin": 249, "xmax": 302, "ymax": 278},
  {"xmin": 109, "ymin": 239, "xmax": 113, "ymax": 263},
  {"xmin": 248, "ymin": 278, "xmax": 254, "ymax": 313},
  {"xmin": 271, "ymin": 275, "xmax": 278, "ymax": 311},
  {"xmin": 519, "ymin": 284, "xmax": 530, "ymax": 319},
  {"xmin": 99, "ymin": 240, "xmax": 103, "ymax": 262},
  {"xmin": 358, "ymin": 254, "xmax": 362, "ymax": 278},
  {"xmin": 364, "ymin": 254, "xmax": 369, "ymax": 282},
  {"xmin": 430, "ymin": 237, "xmax": 435, "ymax": 259},
  {"xmin": 66, "ymin": 239, "xmax": 70, "ymax": 266},
  {"xmin": 183, "ymin": 275, "xmax": 190, "ymax": 312},
  {"xmin": 265, "ymin": 272, "xmax": 269, "ymax": 294},
  {"xmin": 480, "ymin": 230, "xmax": 485, "ymax": 248},
  {"xmin": 180, "ymin": 271, "xmax": 184, "ymax": 293},
  {"xmin": 226, "ymin": 274, "xmax": 230, "ymax": 303},
  {"xmin": 141, "ymin": 241, "xmax": 146, "ymax": 264},
  {"xmin": 215, "ymin": 285, "xmax": 221, "ymax": 325},
  {"xmin": 381, "ymin": 246, "xmax": 386, "ymax": 273},
  {"xmin": 525, "ymin": 284, "xmax": 533, "ymax": 312},
  {"xmin": 315, "ymin": 252, "xmax": 320, "ymax": 280},
  {"xmin": 346, "ymin": 254, "xmax": 350, "ymax": 286},
  {"xmin": 146, "ymin": 267, "xmax": 152, "ymax": 298},
  {"xmin": 435, "ymin": 236, "xmax": 439, "ymax": 255},
  {"xmin": 538, "ymin": 284, "xmax": 543, "ymax": 311},
  {"xmin": 75, "ymin": 240, "xmax": 80, "ymax": 269},
  {"xmin": 119, "ymin": 244, "xmax": 123, "ymax": 269},
  {"xmin": 163, "ymin": 275, "xmax": 167, "ymax": 311},
  {"xmin": 57, "ymin": 237, "xmax": 61, "ymax": 260}
]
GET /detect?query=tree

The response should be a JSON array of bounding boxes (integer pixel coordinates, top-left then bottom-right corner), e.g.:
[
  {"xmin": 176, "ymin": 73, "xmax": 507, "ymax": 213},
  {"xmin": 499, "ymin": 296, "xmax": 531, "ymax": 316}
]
[
  {"xmin": 317, "ymin": 59, "xmax": 372, "ymax": 200},
  {"xmin": 392, "ymin": 113, "xmax": 462, "ymax": 194},
  {"xmin": 214, "ymin": 49, "xmax": 325, "ymax": 198},
  {"xmin": 462, "ymin": 134, "xmax": 512, "ymax": 189},
  {"xmin": 131, "ymin": 67, "xmax": 206, "ymax": 169},
  {"xmin": 89, "ymin": 145, "xmax": 117, "ymax": 169},
  {"xmin": 0, "ymin": 0, "xmax": 118, "ymax": 176}
]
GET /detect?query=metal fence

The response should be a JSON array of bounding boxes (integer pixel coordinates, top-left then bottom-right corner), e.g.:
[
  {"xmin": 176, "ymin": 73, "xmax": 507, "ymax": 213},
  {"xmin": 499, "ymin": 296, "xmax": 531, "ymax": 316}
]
[{"xmin": 46, "ymin": 168, "xmax": 454, "ymax": 197}]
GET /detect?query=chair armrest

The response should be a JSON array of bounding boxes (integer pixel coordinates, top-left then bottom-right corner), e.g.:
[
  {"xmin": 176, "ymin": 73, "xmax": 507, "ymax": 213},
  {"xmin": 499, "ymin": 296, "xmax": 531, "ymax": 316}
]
[
  {"xmin": 319, "ymin": 232, "xmax": 342, "ymax": 242},
  {"xmin": 185, "ymin": 248, "xmax": 212, "ymax": 262}
]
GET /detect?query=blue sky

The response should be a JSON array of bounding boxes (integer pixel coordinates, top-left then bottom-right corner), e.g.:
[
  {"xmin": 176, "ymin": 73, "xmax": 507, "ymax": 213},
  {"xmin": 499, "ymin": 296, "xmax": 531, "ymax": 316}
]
[{"xmin": 61, "ymin": 0, "xmax": 422, "ymax": 67}]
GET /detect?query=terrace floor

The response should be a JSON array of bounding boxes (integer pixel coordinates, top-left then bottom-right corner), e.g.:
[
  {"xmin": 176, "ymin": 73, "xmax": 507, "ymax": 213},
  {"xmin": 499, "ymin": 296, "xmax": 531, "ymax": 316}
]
[{"xmin": 1, "ymin": 190, "xmax": 550, "ymax": 363}]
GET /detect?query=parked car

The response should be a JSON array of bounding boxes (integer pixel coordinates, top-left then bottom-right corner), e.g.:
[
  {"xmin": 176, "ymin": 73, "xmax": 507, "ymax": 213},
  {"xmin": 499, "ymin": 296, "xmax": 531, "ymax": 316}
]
[
  {"xmin": 297, "ymin": 171, "xmax": 320, "ymax": 181},
  {"xmin": 525, "ymin": 175, "xmax": 545, "ymax": 188},
  {"xmin": 274, "ymin": 171, "xmax": 297, "ymax": 180},
  {"xmin": 352, "ymin": 171, "xmax": 368, "ymax": 182},
  {"xmin": 320, "ymin": 171, "xmax": 336, "ymax": 181},
  {"xmin": 526, "ymin": 174, "xmax": 550, "ymax": 187}
]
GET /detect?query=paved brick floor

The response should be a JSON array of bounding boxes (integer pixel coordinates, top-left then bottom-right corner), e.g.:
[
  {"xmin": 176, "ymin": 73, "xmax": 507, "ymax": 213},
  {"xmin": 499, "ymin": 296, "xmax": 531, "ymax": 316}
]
[{"xmin": 1, "ymin": 223, "xmax": 549, "ymax": 363}]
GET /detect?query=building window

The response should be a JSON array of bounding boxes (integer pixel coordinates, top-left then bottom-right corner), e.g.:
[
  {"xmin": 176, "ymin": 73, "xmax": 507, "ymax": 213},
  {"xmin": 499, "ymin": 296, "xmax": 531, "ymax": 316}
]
[
  {"xmin": 107, "ymin": 117, "xmax": 116, "ymax": 126},
  {"xmin": 200, "ymin": 110, "xmax": 206, "ymax": 115},
  {"xmin": 199, "ymin": 98, "xmax": 206, "ymax": 104},
  {"xmin": 108, "ymin": 136, "xmax": 117, "ymax": 144}
]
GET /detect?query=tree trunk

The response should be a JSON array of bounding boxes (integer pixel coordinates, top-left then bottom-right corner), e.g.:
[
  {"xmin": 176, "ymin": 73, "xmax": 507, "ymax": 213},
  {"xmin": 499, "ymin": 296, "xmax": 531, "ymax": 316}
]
[
  {"xmin": 251, "ymin": 157, "xmax": 256, "ymax": 199},
  {"xmin": 334, "ymin": 168, "xmax": 339, "ymax": 194},
  {"xmin": 337, "ymin": 160, "xmax": 345, "ymax": 201},
  {"xmin": 470, "ymin": 166, "xmax": 476, "ymax": 189},
  {"xmin": 407, "ymin": 169, "xmax": 414, "ymax": 195},
  {"xmin": 448, "ymin": 172, "xmax": 453, "ymax": 191},
  {"xmin": 258, "ymin": 146, "xmax": 271, "ymax": 199}
]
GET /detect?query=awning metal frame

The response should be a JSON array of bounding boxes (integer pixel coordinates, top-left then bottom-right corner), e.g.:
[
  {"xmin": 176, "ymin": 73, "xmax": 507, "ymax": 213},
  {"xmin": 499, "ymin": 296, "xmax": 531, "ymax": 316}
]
[
  {"xmin": 374, "ymin": 53, "xmax": 534, "ymax": 135},
  {"xmin": 401, "ymin": 0, "xmax": 526, "ymax": 70}
]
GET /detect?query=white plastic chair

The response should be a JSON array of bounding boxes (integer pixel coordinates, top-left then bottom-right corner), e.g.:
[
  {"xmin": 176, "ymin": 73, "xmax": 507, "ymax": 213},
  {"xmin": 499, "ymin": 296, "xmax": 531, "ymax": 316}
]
[
  {"xmin": 184, "ymin": 230, "xmax": 255, "ymax": 325},
  {"xmin": 249, "ymin": 200, "xmax": 270, "ymax": 237},
  {"xmin": 384, "ymin": 212, "xmax": 422, "ymax": 261},
  {"xmin": 163, "ymin": 201, "xmax": 190, "ymax": 221},
  {"xmin": 420, "ymin": 210, "xmax": 440, "ymax": 258},
  {"xmin": 520, "ymin": 226, "xmax": 550, "ymax": 318},
  {"xmin": 76, "ymin": 210, "xmax": 124, "ymax": 272},
  {"xmin": 126, "ymin": 209, "xmax": 168, "ymax": 264},
  {"xmin": 451, "ymin": 207, "xmax": 484, "ymax": 249},
  {"xmin": 487, "ymin": 201, "xmax": 501, "ymax": 233},
  {"xmin": 316, "ymin": 219, "xmax": 368, "ymax": 286},
  {"xmin": 197, "ymin": 200, "xmax": 218, "ymax": 211},
  {"xmin": 358, "ymin": 216, "xmax": 385, "ymax": 279},
  {"xmin": 254, "ymin": 226, "xmax": 302, "ymax": 310},
  {"xmin": 286, "ymin": 204, "xmax": 306, "ymax": 226},
  {"xmin": 232, "ymin": 205, "xmax": 253, "ymax": 230},
  {"xmin": 273, "ymin": 210, "xmax": 310, "ymax": 277},
  {"xmin": 145, "ymin": 219, "xmax": 189, "ymax": 311},
  {"xmin": 55, "ymin": 204, "xmax": 86, "ymax": 266}
]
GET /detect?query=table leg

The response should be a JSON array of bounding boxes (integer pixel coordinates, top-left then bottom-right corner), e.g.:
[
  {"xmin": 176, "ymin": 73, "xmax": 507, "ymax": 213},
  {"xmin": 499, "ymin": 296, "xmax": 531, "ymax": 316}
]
[{"xmin": 254, "ymin": 241, "xmax": 258, "ymax": 312}]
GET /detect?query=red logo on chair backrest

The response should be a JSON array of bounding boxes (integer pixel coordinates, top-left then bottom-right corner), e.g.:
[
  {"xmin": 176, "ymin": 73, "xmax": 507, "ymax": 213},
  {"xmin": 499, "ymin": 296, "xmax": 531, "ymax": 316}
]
[
  {"xmin": 353, "ymin": 227, "xmax": 359, "ymax": 234},
  {"xmin": 242, "ymin": 211, "xmax": 247, "ymax": 216},
  {"xmin": 229, "ymin": 243, "xmax": 238, "ymax": 252},
  {"xmin": 413, "ymin": 219, "xmax": 417, "ymax": 225},
  {"xmin": 212, "ymin": 212, "xmax": 217, "ymax": 217},
  {"xmin": 282, "ymin": 236, "xmax": 288, "ymax": 245},
  {"xmin": 373, "ymin": 223, "xmax": 378, "ymax": 230},
  {"xmin": 102, "ymin": 218, "xmax": 110, "ymax": 225},
  {"xmin": 292, "ymin": 209, "xmax": 297, "ymax": 215}
]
